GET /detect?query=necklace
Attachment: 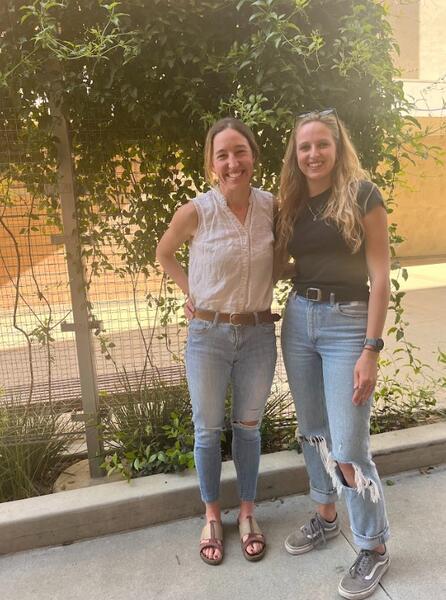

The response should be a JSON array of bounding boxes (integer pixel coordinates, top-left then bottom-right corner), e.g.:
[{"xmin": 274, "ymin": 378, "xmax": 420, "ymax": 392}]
[{"xmin": 306, "ymin": 201, "xmax": 324, "ymax": 222}]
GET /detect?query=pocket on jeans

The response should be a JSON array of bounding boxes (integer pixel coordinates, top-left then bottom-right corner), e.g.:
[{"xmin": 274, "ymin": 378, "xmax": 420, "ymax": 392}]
[
  {"xmin": 336, "ymin": 301, "xmax": 368, "ymax": 318},
  {"xmin": 188, "ymin": 318, "xmax": 212, "ymax": 333}
]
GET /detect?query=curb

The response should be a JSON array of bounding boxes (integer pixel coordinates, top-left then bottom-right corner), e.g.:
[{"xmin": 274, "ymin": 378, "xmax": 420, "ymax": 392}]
[{"xmin": 1, "ymin": 421, "xmax": 445, "ymax": 555}]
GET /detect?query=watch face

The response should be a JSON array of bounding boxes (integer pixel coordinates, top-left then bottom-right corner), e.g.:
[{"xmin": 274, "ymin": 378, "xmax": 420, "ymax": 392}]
[{"xmin": 376, "ymin": 338, "xmax": 384, "ymax": 351}]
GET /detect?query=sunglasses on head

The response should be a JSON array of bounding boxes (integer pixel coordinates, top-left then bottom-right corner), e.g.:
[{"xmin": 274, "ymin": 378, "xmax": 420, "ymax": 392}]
[{"xmin": 296, "ymin": 107, "xmax": 338, "ymax": 120}]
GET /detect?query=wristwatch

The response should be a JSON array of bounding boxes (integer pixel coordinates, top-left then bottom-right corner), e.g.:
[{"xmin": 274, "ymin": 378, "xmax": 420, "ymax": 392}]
[{"xmin": 363, "ymin": 337, "xmax": 384, "ymax": 352}]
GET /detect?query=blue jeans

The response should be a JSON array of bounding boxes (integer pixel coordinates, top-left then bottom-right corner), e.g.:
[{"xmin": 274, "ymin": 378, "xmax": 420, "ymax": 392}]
[
  {"xmin": 185, "ymin": 317, "xmax": 277, "ymax": 503},
  {"xmin": 281, "ymin": 293, "xmax": 390, "ymax": 549}
]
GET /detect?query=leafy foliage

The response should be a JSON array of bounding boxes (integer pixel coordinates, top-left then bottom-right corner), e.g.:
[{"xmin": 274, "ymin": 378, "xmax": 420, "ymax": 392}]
[
  {"xmin": 2, "ymin": 1, "xmax": 438, "ymax": 339},
  {"xmin": 100, "ymin": 381, "xmax": 300, "ymax": 480},
  {"xmin": 0, "ymin": 0, "xmax": 417, "ymax": 274},
  {"xmin": 100, "ymin": 382, "xmax": 195, "ymax": 479}
]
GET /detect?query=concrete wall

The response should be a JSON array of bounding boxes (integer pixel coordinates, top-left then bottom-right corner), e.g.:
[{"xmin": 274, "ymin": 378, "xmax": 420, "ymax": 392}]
[
  {"xmin": 391, "ymin": 116, "xmax": 446, "ymax": 263},
  {"xmin": 387, "ymin": 0, "xmax": 420, "ymax": 78},
  {"xmin": 384, "ymin": 2, "xmax": 446, "ymax": 262},
  {"xmin": 387, "ymin": 0, "xmax": 446, "ymax": 81},
  {"xmin": 419, "ymin": 0, "xmax": 446, "ymax": 81}
]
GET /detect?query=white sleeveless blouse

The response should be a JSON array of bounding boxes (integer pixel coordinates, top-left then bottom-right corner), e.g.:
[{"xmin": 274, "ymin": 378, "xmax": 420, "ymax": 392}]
[{"xmin": 188, "ymin": 187, "xmax": 274, "ymax": 313}]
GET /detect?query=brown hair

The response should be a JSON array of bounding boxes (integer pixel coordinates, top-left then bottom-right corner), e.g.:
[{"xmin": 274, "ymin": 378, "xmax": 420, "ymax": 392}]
[{"xmin": 203, "ymin": 117, "xmax": 260, "ymax": 183}]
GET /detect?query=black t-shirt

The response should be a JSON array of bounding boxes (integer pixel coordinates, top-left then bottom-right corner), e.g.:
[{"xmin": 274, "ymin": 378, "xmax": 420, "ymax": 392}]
[{"xmin": 288, "ymin": 181, "xmax": 385, "ymax": 297}]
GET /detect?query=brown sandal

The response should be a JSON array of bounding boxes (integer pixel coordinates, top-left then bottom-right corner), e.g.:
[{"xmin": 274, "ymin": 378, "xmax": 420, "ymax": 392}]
[
  {"xmin": 238, "ymin": 516, "xmax": 266, "ymax": 562},
  {"xmin": 199, "ymin": 520, "xmax": 224, "ymax": 565}
]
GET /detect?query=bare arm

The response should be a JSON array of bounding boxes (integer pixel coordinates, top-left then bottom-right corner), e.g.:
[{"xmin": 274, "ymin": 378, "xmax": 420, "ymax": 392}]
[
  {"xmin": 352, "ymin": 205, "xmax": 390, "ymax": 406},
  {"xmin": 364, "ymin": 205, "xmax": 391, "ymax": 340},
  {"xmin": 155, "ymin": 202, "xmax": 198, "ymax": 295}
]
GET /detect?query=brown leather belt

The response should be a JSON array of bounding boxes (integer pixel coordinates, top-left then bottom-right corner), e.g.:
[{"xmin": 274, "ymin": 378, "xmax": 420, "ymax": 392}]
[{"xmin": 194, "ymin": 309, "xmax": 281, "ymax": 326}]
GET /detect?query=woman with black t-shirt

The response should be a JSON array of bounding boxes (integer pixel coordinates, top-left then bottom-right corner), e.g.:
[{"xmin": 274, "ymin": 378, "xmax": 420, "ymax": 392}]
[{"xmin": 276, "ymin": 109, "xmax": 391, "ymax": 600}]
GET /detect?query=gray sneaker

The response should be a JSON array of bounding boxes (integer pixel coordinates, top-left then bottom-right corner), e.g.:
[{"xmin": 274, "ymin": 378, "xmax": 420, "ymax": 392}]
[
  {"xmin": 338, "ymin": 548, "xmax": 390, "ymax": 599},
  {"xmin": 284, "ymin": 513, "xmax": 340, "ymax": 555}
]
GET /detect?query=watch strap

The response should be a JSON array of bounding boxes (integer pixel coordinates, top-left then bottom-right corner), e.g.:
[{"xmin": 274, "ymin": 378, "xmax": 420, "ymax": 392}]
[{"xmin": 363, "ymin": 337, "xmax": 384, "ymax": 352}]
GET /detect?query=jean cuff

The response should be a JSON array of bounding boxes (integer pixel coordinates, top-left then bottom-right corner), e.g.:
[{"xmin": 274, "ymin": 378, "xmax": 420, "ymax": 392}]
[
  {"xmin": 200, "ymin": 493, "xmax": 220, "ymax": 503},
  {"xmin": 309, "ymin": 485, "xmax": 338, "ymax": 504},
  {"xmin": 351, "ymin": 525, "xmax": 390, "ymax": 550}
]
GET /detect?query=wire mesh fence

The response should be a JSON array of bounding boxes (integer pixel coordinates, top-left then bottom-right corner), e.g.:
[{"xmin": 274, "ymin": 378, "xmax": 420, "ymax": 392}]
[
  {"xmin": 0, "ymin": 97, "xmax": 289, "ymax": 465},
  {"xmin": 0, "ymin": 191, "xmax": 78, "ymax": 407}
]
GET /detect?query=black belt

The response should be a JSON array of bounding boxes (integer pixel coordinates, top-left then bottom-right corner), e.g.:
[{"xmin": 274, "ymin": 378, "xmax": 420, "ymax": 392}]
[{"xmin": 293, "ymin": 285, "xmax": 369, "ymax": 303}]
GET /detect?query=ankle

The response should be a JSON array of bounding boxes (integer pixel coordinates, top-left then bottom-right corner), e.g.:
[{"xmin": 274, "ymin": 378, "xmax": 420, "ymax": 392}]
[
  {"xmin": 205, "ymin": 501, "xmax": 221, "ymax": 524},
  {"xmin": 322, "ymin": 514, "xmax": 337, "ymax": 524},
  {"xmin": 205, "ymin": 514, "xmax": 221, "ymax": 524},
  {"xmin": 239, "ymin": 501, "xmax": 255, "ymax": 521},
  {"xmin": 318, "ymin": 504, "xmax": 337, "ymax": 523}
]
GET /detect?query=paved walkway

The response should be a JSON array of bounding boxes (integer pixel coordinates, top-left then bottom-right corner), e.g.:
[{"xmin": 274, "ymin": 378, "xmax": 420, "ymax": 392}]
[
  {"xmin": 382, "ymin": 263, "xmax": 446, "ymax": 409},
  {"xmin": 0, "ymin": 465, "xmax": 445, "ymax": 600}
]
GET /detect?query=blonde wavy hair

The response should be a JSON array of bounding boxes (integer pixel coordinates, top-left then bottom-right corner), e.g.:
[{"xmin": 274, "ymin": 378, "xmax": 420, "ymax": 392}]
[{"xmin": 275, "ymin": 111, "xmax": 369, "ymax": 270}]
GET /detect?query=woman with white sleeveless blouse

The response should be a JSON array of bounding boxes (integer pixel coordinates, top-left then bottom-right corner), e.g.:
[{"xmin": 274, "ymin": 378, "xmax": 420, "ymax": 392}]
[{"xmin": 156, "ymin": 118, "xmax": 277, "ymax": 565}]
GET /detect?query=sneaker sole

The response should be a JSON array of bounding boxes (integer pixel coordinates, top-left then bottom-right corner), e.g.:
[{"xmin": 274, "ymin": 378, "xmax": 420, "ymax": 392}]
[
  {"xmin": 337, "ymin": 557, "xmax": 390, "ymax": 600},
  {"xmin": 284, "ymin": 527, "xmax": 341, "ymax": 555}
]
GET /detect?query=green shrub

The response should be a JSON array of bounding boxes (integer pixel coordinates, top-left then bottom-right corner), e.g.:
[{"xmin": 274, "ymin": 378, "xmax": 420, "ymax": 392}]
[
  {"xmin": 0, "ymin": 402, "xmax": 74, "ymax": 502},
  {"xmin": 100, "ymin": 382, "xmax": 195, "ymax": 480}
]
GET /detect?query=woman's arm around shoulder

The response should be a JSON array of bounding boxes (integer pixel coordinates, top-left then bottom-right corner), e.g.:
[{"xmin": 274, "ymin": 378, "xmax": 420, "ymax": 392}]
[
  {"xmin": 272, "ymin": 196, "xmax": 296, "ymax": 282},
  {"xmin": 155, "ymin": 202, "xmax": 198, "ymax": 295}
]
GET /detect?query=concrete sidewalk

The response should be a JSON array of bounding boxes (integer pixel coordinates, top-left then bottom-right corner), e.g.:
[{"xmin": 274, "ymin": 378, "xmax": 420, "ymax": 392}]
[
  {"xmin": 0, "ymin": 464, "xmax": 445, "ymax": 600},
  {"xmin": 383, "ymin": 262, "xmax": 445, "ymax": 406},
  {"xmin": 0, "ymin": 263, "xmax": 444, "ymax": 599}
]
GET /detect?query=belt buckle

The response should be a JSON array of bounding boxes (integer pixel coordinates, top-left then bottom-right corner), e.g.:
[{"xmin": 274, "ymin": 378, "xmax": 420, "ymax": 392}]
[
  {"xmin": 306, "ymin": 287, "xmax": 322, "ymax": 302},
  {"xmin": 229, "ymin": 312, "xmax": 243, "ymax": 326}
]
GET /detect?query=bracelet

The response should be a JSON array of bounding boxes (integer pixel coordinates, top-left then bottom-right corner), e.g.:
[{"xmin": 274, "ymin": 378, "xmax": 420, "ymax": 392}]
[{"xmin": 363, "ymin": 346, "xmax": 380, "ymax": 355}]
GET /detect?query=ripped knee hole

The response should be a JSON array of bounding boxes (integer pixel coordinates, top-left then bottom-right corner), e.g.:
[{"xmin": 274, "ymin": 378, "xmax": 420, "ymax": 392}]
[{"xmin": 299, "ymin": 434, "xmax": 381, "ymax": 503}]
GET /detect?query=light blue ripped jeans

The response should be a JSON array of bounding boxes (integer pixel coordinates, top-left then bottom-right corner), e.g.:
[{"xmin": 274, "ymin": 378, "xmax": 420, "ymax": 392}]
[
  {"xmin": 281, "ymin": 293, "xmax": 390, "ymax": 550},
  {"xmin": 185, "ymin": 317, "xmax": 277, "ymax": 503}
]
